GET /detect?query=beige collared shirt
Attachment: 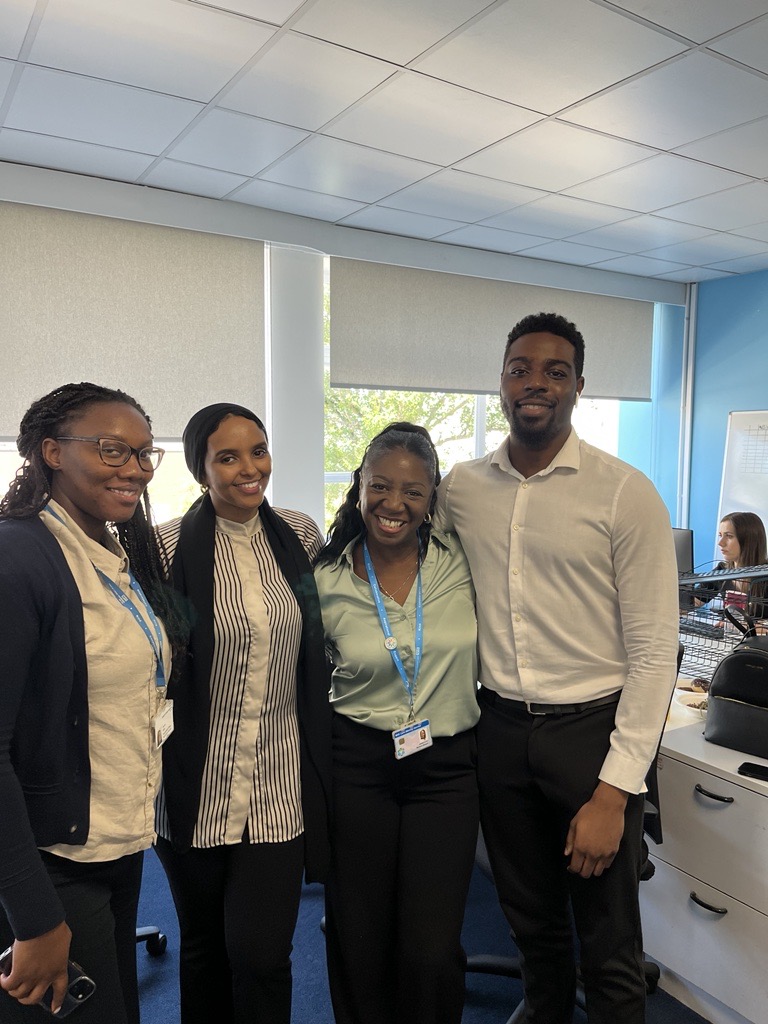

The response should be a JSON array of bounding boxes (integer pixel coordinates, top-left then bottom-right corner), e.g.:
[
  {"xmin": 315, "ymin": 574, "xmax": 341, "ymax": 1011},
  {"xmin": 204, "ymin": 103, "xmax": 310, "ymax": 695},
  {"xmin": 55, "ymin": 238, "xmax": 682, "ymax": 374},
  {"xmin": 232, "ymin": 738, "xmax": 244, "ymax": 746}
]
[
  {"xmin": 41, "ymin": 500, "xmax": 170, "ymax": 861},
  {"xmin": 435, "ymin": 430, "xmax": 679, "ymax": 793}
]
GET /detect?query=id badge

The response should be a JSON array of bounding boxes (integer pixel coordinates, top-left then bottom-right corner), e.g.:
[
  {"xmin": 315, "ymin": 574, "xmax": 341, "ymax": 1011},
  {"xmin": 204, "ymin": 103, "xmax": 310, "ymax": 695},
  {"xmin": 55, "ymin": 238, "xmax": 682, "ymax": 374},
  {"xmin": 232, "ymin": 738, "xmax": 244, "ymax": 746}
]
[
  {"xmin": 392, "ymin": 719, "xmax": 432, "ymax": 759},
  {"xmin": 152, "ymin": 699, "xmax": 174, "ymax": 750}
]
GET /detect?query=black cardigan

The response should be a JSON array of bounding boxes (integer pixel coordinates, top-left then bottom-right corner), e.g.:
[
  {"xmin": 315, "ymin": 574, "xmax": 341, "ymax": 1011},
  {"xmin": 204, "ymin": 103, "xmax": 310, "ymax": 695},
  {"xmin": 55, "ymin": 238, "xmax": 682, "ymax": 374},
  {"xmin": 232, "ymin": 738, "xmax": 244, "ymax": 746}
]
[
  {"xmin": 0, "ymin": 517, "xmax": 90, "ymax": 940},
  {"xmin": 160, "ymin": 494, "xmax": 332, "ymax": 881}
]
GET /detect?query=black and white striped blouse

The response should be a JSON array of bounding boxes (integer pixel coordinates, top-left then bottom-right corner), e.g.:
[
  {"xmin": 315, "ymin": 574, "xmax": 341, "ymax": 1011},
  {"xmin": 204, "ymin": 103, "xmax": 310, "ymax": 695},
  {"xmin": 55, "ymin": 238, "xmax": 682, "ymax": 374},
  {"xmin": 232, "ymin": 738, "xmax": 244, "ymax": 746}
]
[{"xmin": 156, "ymin": 507, "xmax": 323, "ymax": 848}]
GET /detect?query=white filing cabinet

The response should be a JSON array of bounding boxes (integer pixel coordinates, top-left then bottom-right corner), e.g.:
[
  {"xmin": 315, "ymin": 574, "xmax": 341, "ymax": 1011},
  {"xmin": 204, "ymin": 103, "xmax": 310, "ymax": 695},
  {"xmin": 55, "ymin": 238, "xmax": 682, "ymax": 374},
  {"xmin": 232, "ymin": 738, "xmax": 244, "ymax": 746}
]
[{"xmin": 640, "ymin": 721, "xmax": 768, "ymax": 1024}]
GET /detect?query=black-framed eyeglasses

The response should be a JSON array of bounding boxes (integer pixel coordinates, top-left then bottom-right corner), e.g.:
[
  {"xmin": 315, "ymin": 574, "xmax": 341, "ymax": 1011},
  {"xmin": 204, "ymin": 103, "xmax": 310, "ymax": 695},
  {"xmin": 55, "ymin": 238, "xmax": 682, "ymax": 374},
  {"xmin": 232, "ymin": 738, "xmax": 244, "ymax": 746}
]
[{"xmin": 56, "ymin": 436, "xmax": 165, "ymax": 471}]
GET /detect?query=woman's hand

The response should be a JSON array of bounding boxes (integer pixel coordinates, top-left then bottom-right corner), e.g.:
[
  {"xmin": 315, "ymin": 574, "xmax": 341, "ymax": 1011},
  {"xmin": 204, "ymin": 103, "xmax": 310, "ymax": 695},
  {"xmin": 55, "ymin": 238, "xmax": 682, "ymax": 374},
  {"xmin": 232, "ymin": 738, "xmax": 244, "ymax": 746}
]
[{"xmin": 0, "ymin": 921, "xmax": 72, "ymax": 1012}]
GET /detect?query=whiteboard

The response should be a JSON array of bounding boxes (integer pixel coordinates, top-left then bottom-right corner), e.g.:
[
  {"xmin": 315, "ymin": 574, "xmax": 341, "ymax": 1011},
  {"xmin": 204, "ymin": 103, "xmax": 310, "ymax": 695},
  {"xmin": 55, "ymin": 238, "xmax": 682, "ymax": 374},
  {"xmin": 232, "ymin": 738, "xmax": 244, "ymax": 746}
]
[{"xmin": 718, "ymin": 411, "xmax": 768, "ymax": 522}]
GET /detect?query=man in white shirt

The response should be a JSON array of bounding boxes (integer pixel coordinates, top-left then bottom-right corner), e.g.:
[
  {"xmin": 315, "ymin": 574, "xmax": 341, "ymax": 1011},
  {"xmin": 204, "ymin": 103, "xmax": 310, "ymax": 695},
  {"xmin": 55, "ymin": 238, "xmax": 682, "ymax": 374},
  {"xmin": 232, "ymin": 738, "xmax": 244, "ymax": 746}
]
[{"xmin": 435, "ymin": 312, "xmax": 679, "ymax": 1023}]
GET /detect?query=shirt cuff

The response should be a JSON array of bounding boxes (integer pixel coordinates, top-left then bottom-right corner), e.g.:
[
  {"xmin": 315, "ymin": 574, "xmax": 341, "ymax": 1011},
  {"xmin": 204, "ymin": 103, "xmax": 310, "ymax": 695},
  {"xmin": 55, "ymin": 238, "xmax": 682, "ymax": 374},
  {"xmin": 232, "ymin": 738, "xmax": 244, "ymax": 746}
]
[{"xmin": 598, "ymin": 748, "xmax": 651, "ymax": 795}]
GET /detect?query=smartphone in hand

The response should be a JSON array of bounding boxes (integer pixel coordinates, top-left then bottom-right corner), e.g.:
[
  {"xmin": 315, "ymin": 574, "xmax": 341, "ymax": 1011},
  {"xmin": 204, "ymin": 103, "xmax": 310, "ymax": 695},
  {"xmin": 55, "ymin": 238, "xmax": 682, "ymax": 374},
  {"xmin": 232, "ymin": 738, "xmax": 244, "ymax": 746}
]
[{"xmin": 0, "ymin": 946, "xmax": 96, "ymax": 1017}]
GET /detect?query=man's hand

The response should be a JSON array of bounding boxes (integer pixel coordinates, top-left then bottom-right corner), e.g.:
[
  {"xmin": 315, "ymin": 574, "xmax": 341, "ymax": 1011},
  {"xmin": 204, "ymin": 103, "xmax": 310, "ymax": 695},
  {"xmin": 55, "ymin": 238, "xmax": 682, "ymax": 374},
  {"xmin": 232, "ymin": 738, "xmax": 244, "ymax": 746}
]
[
  {"xmin": 0, "ymin": 921, "xmax": 72, "ymax": 1012},
  {"xmin": 564, "ymin": 781, "xmax": 629, "ymax": 878}
]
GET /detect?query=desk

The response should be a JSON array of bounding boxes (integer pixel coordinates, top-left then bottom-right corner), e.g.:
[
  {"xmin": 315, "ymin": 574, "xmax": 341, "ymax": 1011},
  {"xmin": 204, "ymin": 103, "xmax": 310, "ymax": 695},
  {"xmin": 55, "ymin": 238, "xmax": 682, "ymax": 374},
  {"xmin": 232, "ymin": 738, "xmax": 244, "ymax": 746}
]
[{"xmin": 640, "ymin": 712, "xmax": 768, "ymax": 1024}]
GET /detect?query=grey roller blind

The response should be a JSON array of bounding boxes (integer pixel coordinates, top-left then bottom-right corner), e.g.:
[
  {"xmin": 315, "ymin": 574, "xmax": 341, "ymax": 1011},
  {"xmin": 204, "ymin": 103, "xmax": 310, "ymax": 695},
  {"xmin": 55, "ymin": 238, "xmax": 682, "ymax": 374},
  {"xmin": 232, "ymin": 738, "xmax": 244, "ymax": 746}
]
[
  {"xmin": 330, "ymin": 258, "xmax": 654, "ymax": 399},
  {"xmin": 0, "ymin": 202, "xmax": 265, "ymax": 438}
]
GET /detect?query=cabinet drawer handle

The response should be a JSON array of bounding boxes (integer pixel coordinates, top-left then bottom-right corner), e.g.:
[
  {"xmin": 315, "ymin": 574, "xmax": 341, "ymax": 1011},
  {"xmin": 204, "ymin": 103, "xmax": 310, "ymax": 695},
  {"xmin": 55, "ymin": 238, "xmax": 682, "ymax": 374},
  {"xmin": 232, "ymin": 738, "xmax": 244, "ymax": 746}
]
[
  {"xmin": 694, "ymin": 783, "xmax": 734, "ymax": 803},
  {"xmin": 690, "ymin": 891, "xmax": 728, "ymax": 915}
]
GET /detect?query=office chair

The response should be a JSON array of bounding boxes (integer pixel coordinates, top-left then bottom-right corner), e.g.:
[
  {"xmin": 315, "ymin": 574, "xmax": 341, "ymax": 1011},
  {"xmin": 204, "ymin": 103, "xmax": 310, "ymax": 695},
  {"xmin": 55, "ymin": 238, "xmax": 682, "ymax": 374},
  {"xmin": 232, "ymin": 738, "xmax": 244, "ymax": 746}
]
[{"xmin": 136, "ymin": 925, "xmax": 167, "ymax": 956}]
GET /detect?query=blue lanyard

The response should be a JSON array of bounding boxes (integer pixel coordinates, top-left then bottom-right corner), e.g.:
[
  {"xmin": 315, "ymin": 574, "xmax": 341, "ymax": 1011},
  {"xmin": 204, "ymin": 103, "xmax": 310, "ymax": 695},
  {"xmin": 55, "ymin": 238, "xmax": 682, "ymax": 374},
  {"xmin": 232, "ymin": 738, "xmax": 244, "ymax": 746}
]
[
  {"xmin": 94, "ymin": 568, "xmax": 166, "ymax": 689},
  {"xmin": 362, "ymin": 541, "xmax": 423, "ymax": 714},
  {"xmin": 45, "ymin": 504, "xmax": 166, "ymax": 689}
]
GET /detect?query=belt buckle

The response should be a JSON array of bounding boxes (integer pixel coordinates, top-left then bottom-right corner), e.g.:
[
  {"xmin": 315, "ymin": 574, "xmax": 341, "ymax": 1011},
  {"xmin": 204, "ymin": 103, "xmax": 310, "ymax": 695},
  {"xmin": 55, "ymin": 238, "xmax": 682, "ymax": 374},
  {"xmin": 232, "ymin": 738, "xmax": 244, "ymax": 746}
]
[{"xmin": 525, "ymin": 700, "xmax": 547, "ymax": 715}]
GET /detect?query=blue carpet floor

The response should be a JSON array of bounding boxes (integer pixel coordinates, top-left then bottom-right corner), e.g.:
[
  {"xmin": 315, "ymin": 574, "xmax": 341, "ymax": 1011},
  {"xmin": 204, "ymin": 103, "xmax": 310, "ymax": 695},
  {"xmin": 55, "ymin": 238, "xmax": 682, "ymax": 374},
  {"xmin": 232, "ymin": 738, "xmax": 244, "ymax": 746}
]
[{"xmin": 137, "ymin": 847, "xmax": 710, "ymax": 1024}]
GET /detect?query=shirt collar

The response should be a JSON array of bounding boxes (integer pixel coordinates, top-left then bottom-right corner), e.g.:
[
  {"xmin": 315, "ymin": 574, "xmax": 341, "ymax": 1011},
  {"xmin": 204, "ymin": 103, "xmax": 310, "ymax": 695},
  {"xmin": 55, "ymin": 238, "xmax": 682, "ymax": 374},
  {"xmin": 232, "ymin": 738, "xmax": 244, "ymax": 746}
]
[
  {"xmin": 491, "ymin": 428, "xmax": 581, "ymax": 480},
  {"xmin": 43, "ymin": 498, "xmax": 127, "ymax": 571},
  {"xmin": 215, "ymin": 510, "xmax": 263, "ymax": 538}
]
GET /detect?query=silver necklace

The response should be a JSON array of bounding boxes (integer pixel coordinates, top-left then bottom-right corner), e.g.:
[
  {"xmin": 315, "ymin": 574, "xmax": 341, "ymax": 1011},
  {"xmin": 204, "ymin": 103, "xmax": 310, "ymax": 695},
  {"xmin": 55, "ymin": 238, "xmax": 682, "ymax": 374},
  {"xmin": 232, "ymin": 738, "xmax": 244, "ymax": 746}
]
[{"xmin": 375, "ymin": 555, "xmax": 421, "ymax": 601}]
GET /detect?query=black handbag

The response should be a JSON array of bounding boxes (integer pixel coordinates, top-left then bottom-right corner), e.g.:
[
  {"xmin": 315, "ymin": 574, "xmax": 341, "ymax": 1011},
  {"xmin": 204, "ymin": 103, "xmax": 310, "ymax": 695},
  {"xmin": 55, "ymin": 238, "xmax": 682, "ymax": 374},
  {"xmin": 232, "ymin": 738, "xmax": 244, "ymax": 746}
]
[{"xmin": 704, "ymin": 632, "xmax": 768, "ymax": 760}]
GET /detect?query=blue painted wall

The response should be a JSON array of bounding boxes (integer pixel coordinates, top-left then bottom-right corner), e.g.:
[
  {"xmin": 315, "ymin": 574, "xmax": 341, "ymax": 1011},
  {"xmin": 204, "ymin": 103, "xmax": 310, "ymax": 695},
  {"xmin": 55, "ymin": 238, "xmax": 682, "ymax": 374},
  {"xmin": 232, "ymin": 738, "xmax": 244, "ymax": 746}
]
[
  {"xmin": 618, "ymin": 303, "xmax": 685, "ymax": 522},
  {"xmin": 688, "ymin": 269, "xmax": 768, "ymax": 568}
]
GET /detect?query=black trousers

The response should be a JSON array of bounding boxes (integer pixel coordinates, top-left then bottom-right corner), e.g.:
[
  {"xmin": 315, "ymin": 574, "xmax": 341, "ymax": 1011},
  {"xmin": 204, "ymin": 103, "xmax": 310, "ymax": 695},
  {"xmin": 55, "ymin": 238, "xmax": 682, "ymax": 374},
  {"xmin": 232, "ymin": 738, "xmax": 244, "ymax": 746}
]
[
  {"xmin": 477, "ymin": 690, "xmax": 646, "ymax": 1024},
  {"xmin": 325, "ymin": 714, "xmax": 479, "ymax": 1024},
  {"xmin": 155, "ymin": 833, "xmax": 304, "ymax": 1024},
  {"xmin": 0, "ymin": 850, "xmax": 144, "ymax": 1024}
]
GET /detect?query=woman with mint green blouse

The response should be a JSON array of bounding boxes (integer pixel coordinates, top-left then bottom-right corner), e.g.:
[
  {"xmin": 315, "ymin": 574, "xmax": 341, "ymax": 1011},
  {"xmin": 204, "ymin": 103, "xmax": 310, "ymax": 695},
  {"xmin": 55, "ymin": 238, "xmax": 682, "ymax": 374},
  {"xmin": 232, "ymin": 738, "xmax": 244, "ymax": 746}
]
[{"xmin": 314, "ymin": 422, "xmax": 479, "ymax": 1024}]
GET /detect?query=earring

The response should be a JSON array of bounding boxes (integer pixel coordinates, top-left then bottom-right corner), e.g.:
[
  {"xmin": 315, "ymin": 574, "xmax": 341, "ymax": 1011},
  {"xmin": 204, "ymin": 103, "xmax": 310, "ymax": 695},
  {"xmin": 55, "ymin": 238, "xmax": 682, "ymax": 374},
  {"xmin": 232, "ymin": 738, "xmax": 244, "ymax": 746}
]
[
  {"xmin": 200, "ymin": 483, "xmax": 208, "ymax": 493},
  {"xmin": 355, "ymin": 500, "xmax": 361, "ymax": 510},
  {"xmin": 424, "ymin": 513, "xmax": 432, "ymax": 524}
]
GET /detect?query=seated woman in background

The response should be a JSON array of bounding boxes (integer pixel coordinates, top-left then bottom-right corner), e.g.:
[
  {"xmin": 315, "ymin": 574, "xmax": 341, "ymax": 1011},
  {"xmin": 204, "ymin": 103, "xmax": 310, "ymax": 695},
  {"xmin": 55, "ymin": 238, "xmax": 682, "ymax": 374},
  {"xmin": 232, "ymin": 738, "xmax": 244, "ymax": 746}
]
[
  {"xmin": 0, "ymin": 383, "xmax": 182, "ymax": 1023},
  {"xmin": 314, "ymin": 422, "xmax": 479, "ymax": 1024},
  {"xmin": 154, "ymin": 403, "xmax": 331, "ymax": 1024},
  {"xmin": 717, "ymin": 511, "xmax": 768, "ymax": 618}
]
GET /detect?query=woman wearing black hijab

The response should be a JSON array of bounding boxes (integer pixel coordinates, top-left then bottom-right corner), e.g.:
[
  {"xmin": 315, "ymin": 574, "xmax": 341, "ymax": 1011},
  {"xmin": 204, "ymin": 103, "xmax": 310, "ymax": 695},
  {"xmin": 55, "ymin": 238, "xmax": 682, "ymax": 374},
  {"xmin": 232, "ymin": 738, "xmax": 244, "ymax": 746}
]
[{"xmin": 154, "ymin": 403, "xmax": 331, "ymax": 1024}]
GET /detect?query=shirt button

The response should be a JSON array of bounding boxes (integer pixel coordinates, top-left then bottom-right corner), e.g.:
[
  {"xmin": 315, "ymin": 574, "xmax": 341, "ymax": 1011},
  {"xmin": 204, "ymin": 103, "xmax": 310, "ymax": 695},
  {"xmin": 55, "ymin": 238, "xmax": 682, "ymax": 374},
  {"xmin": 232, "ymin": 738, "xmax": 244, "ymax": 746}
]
[
  {"xmin": 513, "ymin": 524, "xmax": 520, "ymax": 531},
  {"xmin": 520, "ymin": 660, "xmax": 527, "ymax": 669},
  {"xmin": 515, "ymin": 615, "xmax": 521, "ymax": 622},
  {"xmin": 512, "ymin": 569, "xmax": 519, "ymax": 575},
  {"xmin": 69, "ymin": 824, "xmax": 78, "ymax": 834},
  {"xmin": 522, "ymin": 483, "xmax": 529, "ymax": 489}
]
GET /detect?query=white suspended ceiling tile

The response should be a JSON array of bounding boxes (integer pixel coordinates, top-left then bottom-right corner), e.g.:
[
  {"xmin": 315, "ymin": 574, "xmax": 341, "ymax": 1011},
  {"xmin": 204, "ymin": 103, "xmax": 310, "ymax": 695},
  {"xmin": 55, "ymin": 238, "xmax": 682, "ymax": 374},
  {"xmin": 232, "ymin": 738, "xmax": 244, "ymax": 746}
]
[
  {"xmin": 643, "ymin": 231, "xmax": 768, "ymax": 263},
  {"xmin": 0, "ymin": 0, "xmax": 36, "ymax": 60},
  {"xmin": 605, "ymin": 0, "xmax": 768, "ymax": 42},
  {"xmin": 709, "ymin": 17, "xmax": 768, "ymax": 74},
  {"xmin": 456, "ymin": 120, "xmax": 652, "ymax": 193},
  {"xmin": 438, "ymin": 224, "xmax": 552, "ymax": 254},
  {"xmin": 0, "ymin": 128, "xmax": 156, "ymax": 180},
  {"xmin": 260, "ymin": 135, "xmax": 439, "ymax": 203},
  {"xmin": 658, "ymin": 181, "xmax": 768, "ymax": 230},
  {"xmin": 180, "ymin": 0, "xmax": 306, "ymax": 25},
  {"xmin": 564, "ymin": 51, "xmax": 768, "ymax": 149},
  {"xmin": 415, "ymin": 0, "xmax": 685, "ymax": 113},
  {"xmin": 232, "ymin": 177, "xmax": 365, "ymax": 220},
  {"xmin": 591, "ymin": 254, "xmax": 691, "ymax": 277},
  {"xmin": 380, "ymin": 169, "xmax": 546, "ymax": 221},
  {"xmin": 733, "ymin": 221, "xmax": 768, "ymax": 243},
  {"xmin": 706, "ymin": 252, "xmax": 768, "ymax": 273},
  {"xmin": 0, "ymin": 57, "xmax": 15, "ymax": 97},
  {"xmin": 480, "ymin": 194, "xmax": 636, "ymax": 239},
  {"xmin": 29, "ymin": 0, "xmax": 275, "ymax": 102},
  {"xmin": 658, "ymin": 266, "xmax": 732, "ymax": 282},
  {"xmin": 5, "ymin": 66, "xmax": 204, "ymax": 152},
  {"xmin": 513, "ymin": 239, "xmax": 625, "ymax": 265},
  {"xmin": 565, "ymin": 153, "xmax": 750, "ymax": 212},
  {"xmin": 142, "ymin": 158, "xmax": 249, "ymax": 198},
  {"xmin": 325, "ymin": 73, "xmax": 540, "ymax": 166},
  {"xmin": 169, "ymin": 107, "xmax": 308, "ymax": 175},
  {"xmin": 337, "ymin": 206, "xmax": 466, "ymax": 239},
  {"xmin": 569, "ymin": 215, "xmax": 709, "ymax": 253},
  {"xmin": 221, "ymin": 34, "xmax": 396, "ymax": 131},
  {"xmin": 675, "ymin": 118, "xmax": 768, "ymax": 178},
  {"xmin": 293, "ymin": 0, "xmax": 494, "ymax": 66}
]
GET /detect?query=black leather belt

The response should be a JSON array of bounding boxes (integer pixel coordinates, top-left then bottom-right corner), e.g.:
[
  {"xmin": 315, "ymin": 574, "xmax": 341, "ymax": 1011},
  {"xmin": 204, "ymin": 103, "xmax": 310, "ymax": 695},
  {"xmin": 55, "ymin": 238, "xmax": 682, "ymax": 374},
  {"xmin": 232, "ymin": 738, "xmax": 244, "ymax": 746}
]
[{"xmin": 479, "ymin": 687, "xmax": 621, "ymax": 716}]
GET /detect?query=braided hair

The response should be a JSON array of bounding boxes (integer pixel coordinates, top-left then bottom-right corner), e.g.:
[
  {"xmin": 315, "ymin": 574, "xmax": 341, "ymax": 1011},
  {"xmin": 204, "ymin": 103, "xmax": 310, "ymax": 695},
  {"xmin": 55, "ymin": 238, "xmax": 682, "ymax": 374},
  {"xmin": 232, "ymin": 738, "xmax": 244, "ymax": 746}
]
[
  {"xmin": 0, "ymin": 382, "xmax": 188, "ymax": 657},
  {"xmin": 315, "ymin": 421, "xmax": 440, "ymax": 569}
]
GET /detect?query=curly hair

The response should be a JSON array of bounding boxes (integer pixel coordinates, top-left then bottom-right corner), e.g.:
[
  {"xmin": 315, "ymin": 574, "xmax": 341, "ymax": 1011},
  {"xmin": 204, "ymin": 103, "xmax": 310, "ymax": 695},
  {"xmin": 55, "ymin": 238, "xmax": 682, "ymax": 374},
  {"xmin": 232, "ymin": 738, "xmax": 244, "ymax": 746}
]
[
  {"xmin": 504, "ymin": 311, "xmax": 585, "ymax": 378},
  {"xmin": 315, "ymin": 421, "xmax": 440, "ymax": 569},
  {"xmin": 0, "ymin": 381, "xmax": 188, "ymax": 658}
]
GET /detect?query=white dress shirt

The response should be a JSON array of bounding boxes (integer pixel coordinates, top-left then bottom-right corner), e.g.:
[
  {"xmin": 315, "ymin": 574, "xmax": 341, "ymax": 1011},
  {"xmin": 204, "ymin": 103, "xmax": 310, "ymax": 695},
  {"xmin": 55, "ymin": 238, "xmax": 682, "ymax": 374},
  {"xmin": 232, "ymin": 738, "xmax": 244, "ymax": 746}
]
[{"xmin": 435, "ymin": 430, "xmax": 679, "ymax": 794}]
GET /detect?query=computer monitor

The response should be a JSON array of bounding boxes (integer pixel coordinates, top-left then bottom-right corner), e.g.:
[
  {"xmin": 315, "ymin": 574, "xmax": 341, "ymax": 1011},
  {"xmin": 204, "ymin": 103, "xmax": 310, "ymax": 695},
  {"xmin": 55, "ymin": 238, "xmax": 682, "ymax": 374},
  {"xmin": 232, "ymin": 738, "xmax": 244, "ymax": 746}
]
[{"xmin": 672, "ymin": 527, "xmax": 694, "ymax": 575}]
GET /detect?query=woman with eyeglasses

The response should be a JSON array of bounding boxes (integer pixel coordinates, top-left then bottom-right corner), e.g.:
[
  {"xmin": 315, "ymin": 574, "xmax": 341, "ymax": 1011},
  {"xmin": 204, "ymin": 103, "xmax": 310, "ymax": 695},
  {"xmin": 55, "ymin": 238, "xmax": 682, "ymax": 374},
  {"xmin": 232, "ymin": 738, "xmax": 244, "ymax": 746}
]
[
  {"xmin": 0, "ymin": 382, "xmax": 186, "ymax": 1024},
  {"xmin": 153, "ymin": 403, "xmax": 331, "ymax": 1024}
]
